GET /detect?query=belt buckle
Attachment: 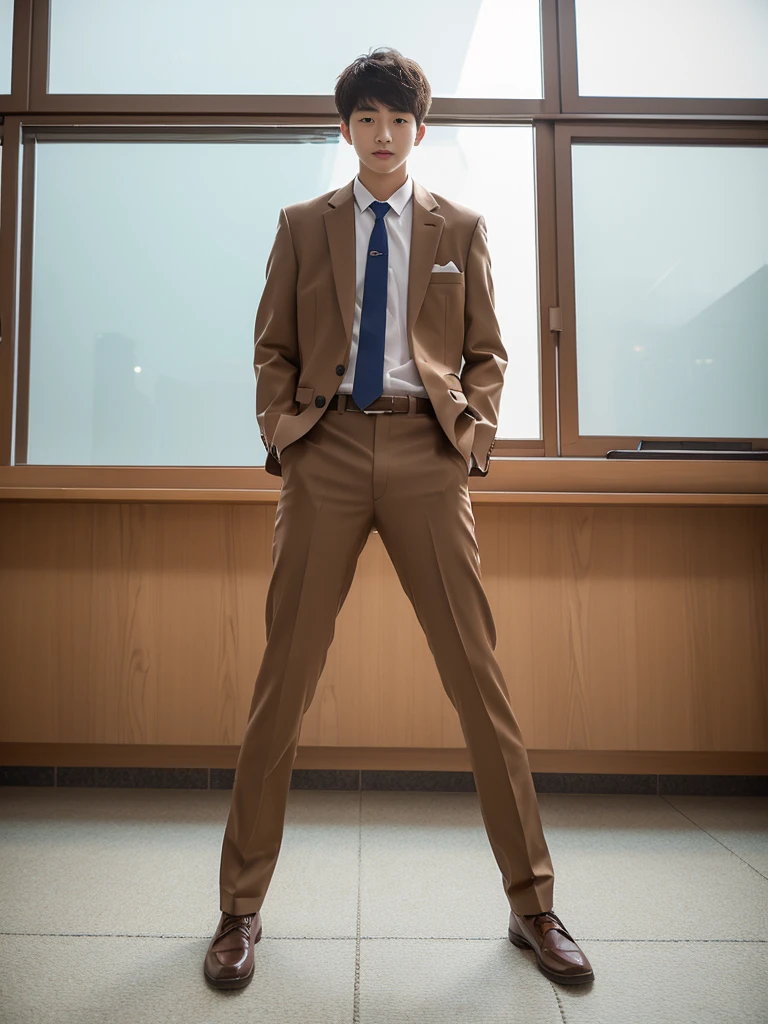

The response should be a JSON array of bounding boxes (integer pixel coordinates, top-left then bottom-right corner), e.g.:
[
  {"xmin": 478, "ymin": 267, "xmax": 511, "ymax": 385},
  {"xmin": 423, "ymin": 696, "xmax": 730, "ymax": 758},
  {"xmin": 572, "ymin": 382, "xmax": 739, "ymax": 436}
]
[{"xmin": 361, "ymin": 398, "xmax": 394, "ymax": 414}]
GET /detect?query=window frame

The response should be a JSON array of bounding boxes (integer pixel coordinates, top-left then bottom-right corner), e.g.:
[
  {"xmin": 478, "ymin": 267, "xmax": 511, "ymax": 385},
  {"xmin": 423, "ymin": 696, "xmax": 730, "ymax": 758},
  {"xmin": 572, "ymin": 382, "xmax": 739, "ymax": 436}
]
[
  {"xmin": 555, "ymin": 123, "xmax": 768, "ymax": 458},
  {"xmin": 559, "ymin": 0, "xmax": 768, "ymax": 118},
  {"xmin": 0, "ymin": 0, "xmax": 765, "ymax": 497}
]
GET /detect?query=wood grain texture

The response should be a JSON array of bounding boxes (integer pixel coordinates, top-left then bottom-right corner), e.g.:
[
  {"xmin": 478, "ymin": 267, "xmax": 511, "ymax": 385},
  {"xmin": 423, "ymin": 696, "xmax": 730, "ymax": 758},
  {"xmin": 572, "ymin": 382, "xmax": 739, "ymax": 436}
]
[{"xmin": 0, "ymin": 502, "xmax": 766, "ymax": 752}]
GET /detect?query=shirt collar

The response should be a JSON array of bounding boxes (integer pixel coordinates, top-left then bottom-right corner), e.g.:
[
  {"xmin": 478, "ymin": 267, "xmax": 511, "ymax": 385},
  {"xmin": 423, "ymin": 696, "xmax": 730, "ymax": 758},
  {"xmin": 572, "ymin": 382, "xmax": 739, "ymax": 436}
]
[{"xmin": 354, "ymin": 173, "xmax": 413, "ymax": 216}]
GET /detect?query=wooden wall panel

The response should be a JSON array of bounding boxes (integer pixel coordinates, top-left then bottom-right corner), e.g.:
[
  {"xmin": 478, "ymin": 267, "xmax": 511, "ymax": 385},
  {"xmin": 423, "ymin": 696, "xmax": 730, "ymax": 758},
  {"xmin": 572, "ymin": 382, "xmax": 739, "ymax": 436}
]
[{"xmin": 0, "ymin": 502, "xmax": 766, "ymax": 752}]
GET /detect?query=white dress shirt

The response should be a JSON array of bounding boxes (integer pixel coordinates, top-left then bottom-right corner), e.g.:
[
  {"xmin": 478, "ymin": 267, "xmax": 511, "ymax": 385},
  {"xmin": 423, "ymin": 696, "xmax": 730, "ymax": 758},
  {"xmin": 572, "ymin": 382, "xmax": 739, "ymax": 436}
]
[
  {"xmin": 338, "ymin": 174, "xmax": 428, "ymax": 399},
  {"xmin": 339, "ymin": 173, "xmax": 476, "ymax": 471}
]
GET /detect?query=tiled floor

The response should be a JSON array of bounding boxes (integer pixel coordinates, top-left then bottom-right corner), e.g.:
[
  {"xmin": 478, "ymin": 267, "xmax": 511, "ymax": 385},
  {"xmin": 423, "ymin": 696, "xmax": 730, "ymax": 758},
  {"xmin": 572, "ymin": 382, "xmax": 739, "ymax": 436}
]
[{"xmin": 0, "ymin": 786, "xmax": 766, "ymax": 1023}]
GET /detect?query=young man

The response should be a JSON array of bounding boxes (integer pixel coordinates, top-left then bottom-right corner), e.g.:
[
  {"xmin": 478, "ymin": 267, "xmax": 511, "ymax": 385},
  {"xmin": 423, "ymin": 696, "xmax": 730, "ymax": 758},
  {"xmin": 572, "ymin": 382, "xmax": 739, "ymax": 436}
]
[{"xmin": 204, "ymin": 48, "xmax": 594, "ymax": 990}]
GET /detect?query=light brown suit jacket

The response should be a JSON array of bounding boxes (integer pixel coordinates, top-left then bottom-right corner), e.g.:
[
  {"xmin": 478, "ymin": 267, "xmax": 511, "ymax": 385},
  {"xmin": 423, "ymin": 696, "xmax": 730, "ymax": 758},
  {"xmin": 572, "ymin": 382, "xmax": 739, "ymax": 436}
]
[{"xmin": 254, "ymin": 176, "xmax": 507, "ymax": 477}]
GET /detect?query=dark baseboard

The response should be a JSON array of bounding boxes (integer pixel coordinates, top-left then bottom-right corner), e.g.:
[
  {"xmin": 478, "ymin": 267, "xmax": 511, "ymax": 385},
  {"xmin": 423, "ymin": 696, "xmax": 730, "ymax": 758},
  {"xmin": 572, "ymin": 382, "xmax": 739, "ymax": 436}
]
[{"xmin": 1, "ymin": 764, "xmax": 766, "ymax": 796}]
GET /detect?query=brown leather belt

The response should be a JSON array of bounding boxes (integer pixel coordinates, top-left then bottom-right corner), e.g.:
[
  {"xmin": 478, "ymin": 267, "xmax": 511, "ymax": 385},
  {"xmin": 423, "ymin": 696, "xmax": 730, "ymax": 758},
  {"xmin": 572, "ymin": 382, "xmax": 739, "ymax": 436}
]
[{"xmin": 328, "ymin": 394, "xmax": 435, "ymax": 415}]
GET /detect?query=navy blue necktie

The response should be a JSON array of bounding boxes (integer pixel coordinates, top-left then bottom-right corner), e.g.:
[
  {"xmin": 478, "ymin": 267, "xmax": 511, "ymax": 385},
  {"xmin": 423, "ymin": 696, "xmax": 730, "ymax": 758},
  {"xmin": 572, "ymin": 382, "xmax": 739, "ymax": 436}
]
[{"xmin": 352, "ymin": 200, "xmax": 391, "ymax": 410}]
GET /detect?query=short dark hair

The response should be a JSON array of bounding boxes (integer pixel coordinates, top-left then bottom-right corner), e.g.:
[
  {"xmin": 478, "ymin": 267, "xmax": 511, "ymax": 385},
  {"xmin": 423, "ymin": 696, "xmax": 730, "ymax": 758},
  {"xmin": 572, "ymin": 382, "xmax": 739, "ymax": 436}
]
[{"xmin": 334, "ymin": 47, "xmax": 432, "ymax": 130}]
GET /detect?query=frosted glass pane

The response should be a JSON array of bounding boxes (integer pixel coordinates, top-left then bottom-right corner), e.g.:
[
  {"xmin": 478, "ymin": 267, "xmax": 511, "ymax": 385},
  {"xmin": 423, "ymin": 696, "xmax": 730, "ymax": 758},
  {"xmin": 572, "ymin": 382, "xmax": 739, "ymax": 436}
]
[
  {"xmin": 575, "ymin": 0, "xmax": 768, "ymax": 98},
  {"xmin": 26, "ymin": 127, "xmax": 538, "ymax": 467},
  {"xmin": 48, "ymin": 0, "xmax": 543, "ymax": 98},
  {"xmin": 572, "ymin": 144, "xmax": 768, "ymax": 439},
  {"xmin": 0, "ymin": 0, "xmax": 13, "ymax": 94}
]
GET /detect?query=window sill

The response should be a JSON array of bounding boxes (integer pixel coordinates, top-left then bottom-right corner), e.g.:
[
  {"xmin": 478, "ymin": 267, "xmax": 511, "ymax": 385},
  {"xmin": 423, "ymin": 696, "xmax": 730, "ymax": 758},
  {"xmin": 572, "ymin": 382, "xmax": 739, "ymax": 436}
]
[{"xmin": 0, "ymin": 458, "xmax": 766, "ymax": 506}]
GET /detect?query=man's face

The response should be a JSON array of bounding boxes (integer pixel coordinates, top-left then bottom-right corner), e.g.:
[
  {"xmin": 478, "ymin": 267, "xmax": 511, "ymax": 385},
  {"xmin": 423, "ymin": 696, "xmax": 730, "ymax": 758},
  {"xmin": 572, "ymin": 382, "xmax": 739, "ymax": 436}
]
[{"xmin": 340, "ymin": 99, "xmax": 425, "ymax": 176}]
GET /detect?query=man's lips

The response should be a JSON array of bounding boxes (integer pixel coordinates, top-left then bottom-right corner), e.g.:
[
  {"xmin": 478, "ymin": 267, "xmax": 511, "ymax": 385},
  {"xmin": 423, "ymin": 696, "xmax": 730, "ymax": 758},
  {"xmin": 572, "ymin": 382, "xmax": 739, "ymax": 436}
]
[{"xmin": 374, "ymin": 151, "xmax": 393, "ymax": 155}]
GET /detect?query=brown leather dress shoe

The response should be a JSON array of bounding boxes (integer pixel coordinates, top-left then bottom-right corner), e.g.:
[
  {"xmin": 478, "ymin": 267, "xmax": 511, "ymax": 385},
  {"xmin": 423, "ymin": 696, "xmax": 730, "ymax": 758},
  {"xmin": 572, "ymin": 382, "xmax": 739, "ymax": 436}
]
[
  {"xmin": 204, "ymin": 910, "xmax": 262, "ymax": 989},
  {"xmin": 508, "ymin": 908, "xmax": 594, "ymax": 985}
]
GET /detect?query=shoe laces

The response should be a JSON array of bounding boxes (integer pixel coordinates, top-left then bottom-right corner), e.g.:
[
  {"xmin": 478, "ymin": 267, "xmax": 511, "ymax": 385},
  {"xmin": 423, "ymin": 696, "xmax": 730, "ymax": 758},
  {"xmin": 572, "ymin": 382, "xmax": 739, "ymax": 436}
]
[{"xmin": 220, "ymin": 912, "xmax": 253, "ymax": 942}]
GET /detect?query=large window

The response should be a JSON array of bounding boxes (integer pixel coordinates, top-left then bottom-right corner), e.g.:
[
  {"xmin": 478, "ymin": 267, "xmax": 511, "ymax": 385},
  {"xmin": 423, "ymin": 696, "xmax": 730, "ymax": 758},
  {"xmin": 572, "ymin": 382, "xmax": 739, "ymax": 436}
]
[
  {"xmin": 0, "ymin": 0, "xmax": 11, "ymax": 94},
  {"xmin": 48, "ymin": 0, "xmax": 545, "ymax": 98},
  {"xmin": 0, "ymin": 0, "xmax": 765, "ymax": 481},
  {"xmin": 574, "ymin": 0, "xmax": 768, "ymax": 99},
  {"xmin": 25, "ymin": 126, "xmax": 538, "ymax": 466},
  {"xmin": 571, "ymin": 142, "xmax": 768, "ymax": 439}
]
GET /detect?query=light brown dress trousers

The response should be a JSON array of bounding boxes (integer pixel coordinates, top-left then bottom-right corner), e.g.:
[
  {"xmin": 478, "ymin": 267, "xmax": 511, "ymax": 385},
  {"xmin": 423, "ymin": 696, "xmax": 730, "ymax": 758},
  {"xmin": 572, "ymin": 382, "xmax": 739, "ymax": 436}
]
[
  {"xmin": 218, "ymin": 401, "xmax": 555, "ymax": 917},
  {"xmin": 218, "ymin": 176, "xmax": 555, "ymax": 917}
]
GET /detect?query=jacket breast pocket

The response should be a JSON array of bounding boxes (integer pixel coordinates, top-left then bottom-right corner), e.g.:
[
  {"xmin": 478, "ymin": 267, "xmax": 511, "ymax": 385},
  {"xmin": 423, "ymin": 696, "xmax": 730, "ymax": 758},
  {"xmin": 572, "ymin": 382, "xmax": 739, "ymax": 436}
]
[{"xmin": 429, "ymin": 270, "xmax": 465, "ymax": 285}]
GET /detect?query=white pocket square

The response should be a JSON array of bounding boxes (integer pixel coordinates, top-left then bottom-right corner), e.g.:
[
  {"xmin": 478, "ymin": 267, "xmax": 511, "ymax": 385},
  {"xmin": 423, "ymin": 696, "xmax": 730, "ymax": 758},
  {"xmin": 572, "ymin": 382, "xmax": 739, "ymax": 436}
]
[{"xmin": 431, "ymin": 261, "xmax": 461, "ymax": 273}]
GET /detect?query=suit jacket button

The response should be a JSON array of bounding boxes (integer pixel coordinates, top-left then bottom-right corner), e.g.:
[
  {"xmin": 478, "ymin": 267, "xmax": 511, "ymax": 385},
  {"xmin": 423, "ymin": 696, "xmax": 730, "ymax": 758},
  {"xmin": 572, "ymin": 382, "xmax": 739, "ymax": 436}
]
[
  {"xmin": 335, "ymin": 364, "xmax": 345, "ymax": 375},
  {"xmin": 315, "ymin": 395, "xmax": 326, "ymax": 407}
]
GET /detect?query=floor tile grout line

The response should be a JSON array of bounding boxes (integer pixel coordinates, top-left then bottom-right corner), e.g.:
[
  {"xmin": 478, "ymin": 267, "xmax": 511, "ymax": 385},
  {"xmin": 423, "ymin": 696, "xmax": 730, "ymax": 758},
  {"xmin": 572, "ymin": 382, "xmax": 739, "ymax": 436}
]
[
  {"xmin": 659, "ymin": 794, "xmax": 768, "ymax": 884},
  {"xmin": 548, "ymin": 978, "xmax": 568, "ymax": 1024},
  {"xmin": 353, "ymin": 772, "xmax": 362, "ymax": 1024},
  {"xmin": 2, "ymin": 933, "xmax": 766, "ymax": 943}
]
